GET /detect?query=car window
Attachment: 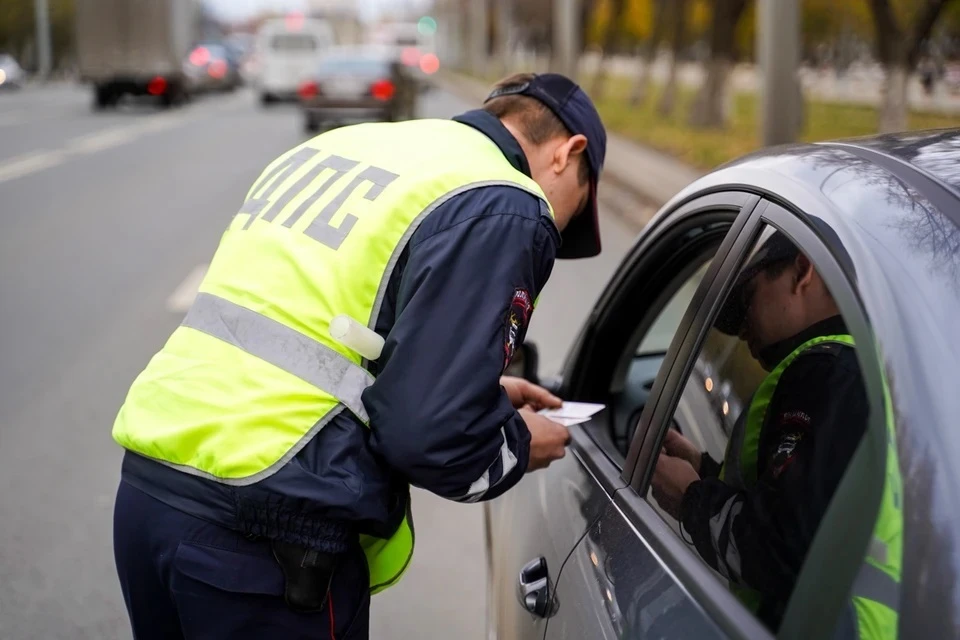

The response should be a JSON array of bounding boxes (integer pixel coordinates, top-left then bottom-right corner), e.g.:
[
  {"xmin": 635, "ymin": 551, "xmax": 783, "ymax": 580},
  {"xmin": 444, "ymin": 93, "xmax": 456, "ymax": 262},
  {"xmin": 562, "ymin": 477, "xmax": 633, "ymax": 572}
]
[
  {"xmin": 318, "ymin": 58, "xmax": 389, "ymax": 75},
  {"xmin": 645, "ymin": 223, "xmax": 874, "ymax": 635},
  {"xmin": 637, "ymin": 261, "xmax": 710, "ymax": 356},
  {"xmin": 608, "ymin": 258, "xmax": 714, "ymax": 458},
  {"xmin": 272, "ymin": 34, "xmax": 318, "ymax": 52}
]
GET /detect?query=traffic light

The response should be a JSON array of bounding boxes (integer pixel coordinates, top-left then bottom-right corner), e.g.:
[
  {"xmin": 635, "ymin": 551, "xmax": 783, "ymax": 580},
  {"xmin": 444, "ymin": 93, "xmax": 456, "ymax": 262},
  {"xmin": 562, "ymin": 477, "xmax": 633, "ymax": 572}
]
[{"xmin": 418, "ymin": 16, "xmax": 437, "ymax": 36}]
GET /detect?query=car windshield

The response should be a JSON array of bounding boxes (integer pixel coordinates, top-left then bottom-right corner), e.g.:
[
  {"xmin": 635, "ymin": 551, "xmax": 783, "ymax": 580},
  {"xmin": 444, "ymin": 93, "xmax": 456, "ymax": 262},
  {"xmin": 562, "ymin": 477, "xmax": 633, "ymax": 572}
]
[
  {"xmin": 317, "ymin": 57, "xmax": 389, "ymax": 76},
  {"xmin": 272, "ymin": 34, "xmax": 318, "ymax": 52}
]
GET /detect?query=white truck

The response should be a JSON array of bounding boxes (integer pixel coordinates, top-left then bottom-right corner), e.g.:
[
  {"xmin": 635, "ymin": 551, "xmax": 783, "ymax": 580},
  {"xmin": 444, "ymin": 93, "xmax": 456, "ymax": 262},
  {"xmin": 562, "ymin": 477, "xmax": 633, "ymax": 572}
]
[{"xmin": 75, "ymin": 0, "xmax": 201, "ymax": 109}]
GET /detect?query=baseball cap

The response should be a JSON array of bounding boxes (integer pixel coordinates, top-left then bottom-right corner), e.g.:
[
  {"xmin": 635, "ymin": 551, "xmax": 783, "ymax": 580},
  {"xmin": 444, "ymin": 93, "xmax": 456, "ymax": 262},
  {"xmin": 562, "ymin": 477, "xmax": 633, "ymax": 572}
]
[
  {"xmin": 485, "ymin": 73, "xmax": 607, "ymax": 259},
  {"xmin": 714, "ymin": 230, "xmax": 800, "ymax": 336}
]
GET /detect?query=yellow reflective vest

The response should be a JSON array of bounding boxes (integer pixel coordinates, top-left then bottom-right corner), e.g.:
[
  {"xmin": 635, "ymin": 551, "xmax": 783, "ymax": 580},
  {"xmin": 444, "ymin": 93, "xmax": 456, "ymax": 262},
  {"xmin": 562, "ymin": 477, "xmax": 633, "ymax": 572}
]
[{"xmin": 113, "ymin": 118, "xmax": 553, "ymax": 593}]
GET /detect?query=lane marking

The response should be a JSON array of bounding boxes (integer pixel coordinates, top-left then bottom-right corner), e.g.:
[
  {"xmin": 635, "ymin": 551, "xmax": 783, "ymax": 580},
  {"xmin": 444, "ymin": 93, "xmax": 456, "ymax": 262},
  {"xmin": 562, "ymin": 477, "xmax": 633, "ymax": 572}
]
[
  {"xmin": 0, "ymin": 111, "xmax": 199, "ymax": 185},
  {"xmin": 0, "ymin": 150, "xmax": 68, "ymax": 183},
  {"xmin": 166, "ymin": 264, "xmax": 209, "ymax": 313}
]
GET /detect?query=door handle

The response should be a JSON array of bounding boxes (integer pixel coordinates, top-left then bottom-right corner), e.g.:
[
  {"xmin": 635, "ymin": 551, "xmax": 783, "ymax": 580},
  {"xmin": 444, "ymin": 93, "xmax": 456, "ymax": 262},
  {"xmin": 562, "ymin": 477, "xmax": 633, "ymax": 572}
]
[{"xmin": 517, "ymin": 556, "xmax": 557, "ymax": 618}]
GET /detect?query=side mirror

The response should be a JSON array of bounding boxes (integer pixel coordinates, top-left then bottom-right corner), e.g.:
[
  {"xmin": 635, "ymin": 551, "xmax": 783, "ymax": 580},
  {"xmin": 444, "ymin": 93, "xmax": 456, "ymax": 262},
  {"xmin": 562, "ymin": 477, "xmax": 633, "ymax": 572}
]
[{"xmin": 504, "ymin": 341, "xmax": 541, "ymax": 385}]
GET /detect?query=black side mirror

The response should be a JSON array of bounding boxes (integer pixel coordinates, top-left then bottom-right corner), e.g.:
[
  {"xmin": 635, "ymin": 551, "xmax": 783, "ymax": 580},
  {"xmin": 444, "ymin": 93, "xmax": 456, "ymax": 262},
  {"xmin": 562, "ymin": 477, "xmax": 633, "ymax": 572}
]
[{"xmin": 504, "ymin": 341, "xmax": 541, "ymax": 385}]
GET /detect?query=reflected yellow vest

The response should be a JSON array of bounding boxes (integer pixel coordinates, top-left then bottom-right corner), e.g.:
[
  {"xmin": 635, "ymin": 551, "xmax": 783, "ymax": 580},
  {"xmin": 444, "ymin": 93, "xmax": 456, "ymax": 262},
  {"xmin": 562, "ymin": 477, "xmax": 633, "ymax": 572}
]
[
  {"xmin": 721, "ymin": 335, "xmax": 901, "ymax": 638},
  {"xmin": 112, "ymin": 119, "xmax": 552, "ymax": 593}
]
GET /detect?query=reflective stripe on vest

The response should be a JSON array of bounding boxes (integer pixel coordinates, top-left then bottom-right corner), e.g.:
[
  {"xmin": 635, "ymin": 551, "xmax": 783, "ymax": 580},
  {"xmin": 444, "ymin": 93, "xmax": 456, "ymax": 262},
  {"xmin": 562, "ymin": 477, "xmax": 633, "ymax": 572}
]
[
  {"xmin": 112, "ymin": 119, "xmax": 555, "ymax": 593},
  {"xmin": 719, "ymin": 335, "xmax": 902, "ymax": 638}
]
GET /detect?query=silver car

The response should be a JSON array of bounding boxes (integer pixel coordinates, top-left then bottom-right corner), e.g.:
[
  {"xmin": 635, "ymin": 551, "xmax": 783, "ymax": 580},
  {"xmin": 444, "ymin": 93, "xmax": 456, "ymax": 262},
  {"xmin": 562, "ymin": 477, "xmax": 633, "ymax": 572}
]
[{"xmin": 489, "ymin": 130, "xmax": 960, "ymax": 639}]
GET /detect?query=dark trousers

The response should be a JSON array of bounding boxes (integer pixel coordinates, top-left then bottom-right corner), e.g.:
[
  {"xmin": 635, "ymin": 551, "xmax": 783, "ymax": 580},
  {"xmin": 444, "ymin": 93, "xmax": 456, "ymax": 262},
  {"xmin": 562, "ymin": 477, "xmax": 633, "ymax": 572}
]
[{"xmin": 113, "ymin": 480, "xmax": 370, "ymax": 639}]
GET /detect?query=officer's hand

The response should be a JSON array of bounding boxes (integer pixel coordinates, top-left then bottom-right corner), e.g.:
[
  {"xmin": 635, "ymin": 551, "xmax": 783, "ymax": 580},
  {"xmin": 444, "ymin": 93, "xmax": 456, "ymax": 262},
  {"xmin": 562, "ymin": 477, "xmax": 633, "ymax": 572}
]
[
  {"xmin": 501, "ymin": 377, "xmax": 562, "ymax": 411},
  {"xmin": 521, "ymin": 410, "xmax": 570, "ymax": 472},
  {"xmin": 662, "ymin": 428, "xmax": 702, "ymax": 473},
  {"xmin": 651, "ymin": 453, "xmax": 699, "ymax": 520}
]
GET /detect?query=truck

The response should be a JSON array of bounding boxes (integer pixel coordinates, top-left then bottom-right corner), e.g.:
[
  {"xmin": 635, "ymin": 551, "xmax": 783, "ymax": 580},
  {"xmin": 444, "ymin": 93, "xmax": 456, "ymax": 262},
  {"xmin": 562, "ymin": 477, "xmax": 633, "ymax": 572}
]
[{"xmin": 75, "ymin": 0, "xmax": 201, "ymax": 109}]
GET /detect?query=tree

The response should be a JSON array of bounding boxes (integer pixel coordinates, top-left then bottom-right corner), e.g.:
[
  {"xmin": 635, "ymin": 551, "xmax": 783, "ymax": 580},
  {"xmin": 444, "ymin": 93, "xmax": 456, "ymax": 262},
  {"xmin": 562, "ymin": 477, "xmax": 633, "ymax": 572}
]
[
  {"xmin": 657, "ymin": 0, "xmax": 689, "ymax": 115},
  {"xmin": 866, "ymin": 0, "xmax": 957, "ymax": 132},
  {"xmin": 688, "ymin": 0, "xmax": 750, "ymax": 129},
  {"xmin": 591, "ymin": 0, "xmax": 629, "ymax": 99},
  {"xmin": 630, "ymin": 0, "xmax": 669, "ymax": 105}
]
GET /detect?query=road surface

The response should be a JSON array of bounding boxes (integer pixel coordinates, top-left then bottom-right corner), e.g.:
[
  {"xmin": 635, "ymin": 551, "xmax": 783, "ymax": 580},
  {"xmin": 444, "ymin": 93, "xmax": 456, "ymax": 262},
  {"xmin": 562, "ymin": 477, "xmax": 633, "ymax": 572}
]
[{"xmin": 0, "ymin": 83, "xmax": 638, "ymax": 638}]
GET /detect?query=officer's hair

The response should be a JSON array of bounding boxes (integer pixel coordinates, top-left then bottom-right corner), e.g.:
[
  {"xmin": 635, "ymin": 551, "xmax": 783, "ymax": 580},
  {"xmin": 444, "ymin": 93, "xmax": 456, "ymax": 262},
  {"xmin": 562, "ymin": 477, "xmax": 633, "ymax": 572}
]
[{"xmin": 484, "ymin": 73, "xmax": 590, "ymax": 186}]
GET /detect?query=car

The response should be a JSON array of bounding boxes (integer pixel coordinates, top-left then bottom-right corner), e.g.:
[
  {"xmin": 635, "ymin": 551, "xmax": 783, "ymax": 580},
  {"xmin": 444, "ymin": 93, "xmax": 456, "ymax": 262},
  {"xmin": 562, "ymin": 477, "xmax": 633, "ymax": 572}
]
[
  {"xmin": 184, "ymin": 43, "xmax": 242, "ymax": 94},
  {"xmin": 489, "ymin": 130, "xmax": 960, "ymax": 639},
  {"xmin": 367, "ymin": 21, "xmax": 439, "ymax": 92},
  {"xmin": 0, "ymin": 54, "xmax": 26, "ymax": 90},
  {"xmin": 297, "ymin": 48, "xmax": 415, "ymax": 134},
  {"xmin": 255, "ymin": 15, "xmax": 335, "ymax": 104}
]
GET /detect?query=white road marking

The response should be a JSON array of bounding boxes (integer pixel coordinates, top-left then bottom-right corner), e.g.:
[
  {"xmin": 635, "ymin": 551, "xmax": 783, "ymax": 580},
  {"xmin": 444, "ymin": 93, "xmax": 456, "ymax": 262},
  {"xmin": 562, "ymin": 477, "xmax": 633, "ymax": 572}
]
[
  {"xmin": 166, "ymin": 264, "xmax": 208, "ymax": 313},
  {"xmin": 0, "ymin": 149, "xmax": 68, "ymax": 184},
  {"xmin": 0, "ymin": 109, "xmax": 203, "ymax": 186},
  {"xmin": 66, "ymin": 127, "xmax": 141, "ymax": 154}
]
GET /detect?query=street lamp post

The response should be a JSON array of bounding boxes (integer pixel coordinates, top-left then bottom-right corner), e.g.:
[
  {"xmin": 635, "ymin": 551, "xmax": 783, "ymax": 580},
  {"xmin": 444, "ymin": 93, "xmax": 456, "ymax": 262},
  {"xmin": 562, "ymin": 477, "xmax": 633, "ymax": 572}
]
[
  {"xmin": 757, "ymin": 0, "xmax": 801, "ymax": 146},
  {"xmin": 34, "ymin": 0, "xmax": 53, "ymax": 80}
]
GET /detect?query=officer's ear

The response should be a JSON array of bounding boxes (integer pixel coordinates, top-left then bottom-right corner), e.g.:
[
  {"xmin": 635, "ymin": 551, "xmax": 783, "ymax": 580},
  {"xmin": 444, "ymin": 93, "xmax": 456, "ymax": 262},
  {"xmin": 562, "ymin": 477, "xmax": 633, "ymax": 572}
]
[
  {"xmin": 552, "ymin": 134, "xmax": 588, "ymax": 176},
  {"xmin": 793, "ymin": 254, "xmax": 815, "ymax": 294}
]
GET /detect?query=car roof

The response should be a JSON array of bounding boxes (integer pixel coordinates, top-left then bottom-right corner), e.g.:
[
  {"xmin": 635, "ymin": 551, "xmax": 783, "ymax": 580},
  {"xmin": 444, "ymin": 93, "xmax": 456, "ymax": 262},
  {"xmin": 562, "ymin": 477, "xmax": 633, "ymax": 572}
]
[{"xmin": 666, "ymin": 130, "xmax": 960, "ymax": 561}]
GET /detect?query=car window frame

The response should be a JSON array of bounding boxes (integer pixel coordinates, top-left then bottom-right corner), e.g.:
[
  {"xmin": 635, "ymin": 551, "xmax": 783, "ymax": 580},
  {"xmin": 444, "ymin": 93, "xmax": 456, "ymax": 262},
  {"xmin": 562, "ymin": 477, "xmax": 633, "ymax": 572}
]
[
  {"xmin": 561, "ymin": 191, "xmax": 761, "ymax": 473},
  {"xmin": 617, "ymin": 198, "xmax": 890, "ymax": 639}
]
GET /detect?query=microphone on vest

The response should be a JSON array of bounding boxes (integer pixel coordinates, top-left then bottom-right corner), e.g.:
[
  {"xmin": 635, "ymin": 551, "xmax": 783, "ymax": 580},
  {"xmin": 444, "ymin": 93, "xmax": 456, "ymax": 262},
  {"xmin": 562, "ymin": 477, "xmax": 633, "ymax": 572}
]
[{"xmin": 329, "ymin": 315, "xmax": 385, "ymax": 361}]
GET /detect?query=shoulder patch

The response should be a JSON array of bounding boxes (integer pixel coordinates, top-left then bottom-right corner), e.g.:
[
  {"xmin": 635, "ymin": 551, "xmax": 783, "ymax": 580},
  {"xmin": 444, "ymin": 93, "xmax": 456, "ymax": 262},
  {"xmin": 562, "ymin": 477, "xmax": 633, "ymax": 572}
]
[{"xmin": 503, "ymin": 288, "xmax": 533, "ymax": 371}]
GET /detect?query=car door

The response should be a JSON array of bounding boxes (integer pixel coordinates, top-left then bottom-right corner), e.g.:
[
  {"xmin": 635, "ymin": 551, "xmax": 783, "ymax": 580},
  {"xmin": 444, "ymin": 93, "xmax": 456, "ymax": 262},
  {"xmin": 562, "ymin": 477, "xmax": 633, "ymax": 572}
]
[
  {"xmin": 539, "ymin": 192, "xmax": 764, "ymax": 639},
  {"xmin": 549, "ymin": 196, "xmax": 900, "ymax": 639},
  {"xmin": 486, "ymin": 191, "xmax": 759, "ymax": 640}
]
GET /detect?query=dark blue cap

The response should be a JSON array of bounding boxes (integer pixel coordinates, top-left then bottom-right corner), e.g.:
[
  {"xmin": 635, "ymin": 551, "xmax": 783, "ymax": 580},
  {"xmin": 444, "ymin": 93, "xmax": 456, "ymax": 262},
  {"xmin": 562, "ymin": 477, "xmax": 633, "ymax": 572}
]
[{"xmin": 485, "ymin": 73, "xmax": 607, "ymax": 258}]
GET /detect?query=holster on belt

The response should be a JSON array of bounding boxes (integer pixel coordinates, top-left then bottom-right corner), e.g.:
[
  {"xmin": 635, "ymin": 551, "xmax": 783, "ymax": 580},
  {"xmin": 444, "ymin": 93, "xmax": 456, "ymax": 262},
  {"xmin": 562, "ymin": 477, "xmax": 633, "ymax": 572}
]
[{"xmin": 271, "ymin": 540, "xmax": 338, "ymax": 613}]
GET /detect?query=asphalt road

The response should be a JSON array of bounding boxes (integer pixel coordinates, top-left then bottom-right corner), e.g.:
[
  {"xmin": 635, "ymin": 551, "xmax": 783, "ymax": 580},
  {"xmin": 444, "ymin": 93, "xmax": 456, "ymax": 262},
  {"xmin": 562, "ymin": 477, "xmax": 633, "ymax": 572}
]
[{"xmin": 0, "ymin": 83, "xmax": 638, "ymax": 639}]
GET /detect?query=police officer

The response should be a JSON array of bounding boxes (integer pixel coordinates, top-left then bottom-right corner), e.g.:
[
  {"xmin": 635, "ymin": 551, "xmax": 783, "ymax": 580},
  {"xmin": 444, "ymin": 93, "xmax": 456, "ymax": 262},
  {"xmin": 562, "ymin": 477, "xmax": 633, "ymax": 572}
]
[
  {"xmin": 651, "ymin": 230, "xmax": 900, "ymax": 637},
  {"xmin": 111, "ymin": 72, "xmax": 607, "ymax": 639}
]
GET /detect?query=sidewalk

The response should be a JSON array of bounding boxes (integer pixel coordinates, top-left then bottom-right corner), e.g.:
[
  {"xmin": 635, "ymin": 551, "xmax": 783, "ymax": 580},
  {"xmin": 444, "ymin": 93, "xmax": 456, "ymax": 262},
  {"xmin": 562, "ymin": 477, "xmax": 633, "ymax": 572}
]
[{"xmin": 434, "ymin": 71, "xmax": 703, "ymax": 219}]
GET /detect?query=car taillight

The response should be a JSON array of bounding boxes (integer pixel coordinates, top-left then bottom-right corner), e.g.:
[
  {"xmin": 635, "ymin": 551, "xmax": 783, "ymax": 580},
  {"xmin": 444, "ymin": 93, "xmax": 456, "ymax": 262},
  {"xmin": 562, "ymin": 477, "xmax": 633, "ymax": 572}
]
[
  {"xmin": 371, "ymin": 79, "xmax": 395, "ymax": 101},
  {"xmin": 147, "ymin": 76, "xmax": 168, "ymax": 96},
  {"xmin": 189, "ymin": 47, "xmax": 210, "ymax": 67},
  {"xmin": 419, "ymin": 53, "xmax": 440, "ymax": 75},
  {"xmin": 209, "ymin": 59, "xmax": 227, "ymax": 79},
  {"xmin": 298, "ymin": 81, "xmax": 319, "ymax": 99},
  {"xmin": 401, "ymin": 47, "xmax": 420, "ymax": 67}
]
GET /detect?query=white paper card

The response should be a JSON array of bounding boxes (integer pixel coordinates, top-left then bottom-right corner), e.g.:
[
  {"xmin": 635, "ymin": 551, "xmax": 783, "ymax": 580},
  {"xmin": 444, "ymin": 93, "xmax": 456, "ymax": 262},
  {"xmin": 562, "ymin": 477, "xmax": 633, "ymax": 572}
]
[{"xmin": 538, "ymin": 402, "xmax": 606, "ymax": 426}]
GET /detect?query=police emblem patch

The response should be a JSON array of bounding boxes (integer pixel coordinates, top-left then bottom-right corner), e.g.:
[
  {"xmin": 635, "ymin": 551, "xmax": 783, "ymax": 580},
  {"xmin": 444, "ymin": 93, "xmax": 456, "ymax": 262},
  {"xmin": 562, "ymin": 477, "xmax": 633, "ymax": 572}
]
[{"xmin": 503, "ymin": 288, "xmax": 533, "ymax": 371}]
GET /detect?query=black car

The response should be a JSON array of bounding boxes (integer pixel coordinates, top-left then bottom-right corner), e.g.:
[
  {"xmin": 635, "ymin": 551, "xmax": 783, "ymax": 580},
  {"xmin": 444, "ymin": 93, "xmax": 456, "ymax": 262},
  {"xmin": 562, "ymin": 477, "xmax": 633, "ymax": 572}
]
[
  {"xmin": 489, "ymin": 130, "xmax": 960, "ymax": 639},
  {"xmin": 298, "ymin": 47, "xmax": 415, "ymax": 134}
]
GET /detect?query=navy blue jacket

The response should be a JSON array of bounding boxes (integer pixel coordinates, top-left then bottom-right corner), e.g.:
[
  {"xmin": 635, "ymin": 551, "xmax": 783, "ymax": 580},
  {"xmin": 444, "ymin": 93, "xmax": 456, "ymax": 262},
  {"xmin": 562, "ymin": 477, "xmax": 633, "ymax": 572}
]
[{"xmin": 121, "ymin": 110, "xmax": 560, "ymax": 553}]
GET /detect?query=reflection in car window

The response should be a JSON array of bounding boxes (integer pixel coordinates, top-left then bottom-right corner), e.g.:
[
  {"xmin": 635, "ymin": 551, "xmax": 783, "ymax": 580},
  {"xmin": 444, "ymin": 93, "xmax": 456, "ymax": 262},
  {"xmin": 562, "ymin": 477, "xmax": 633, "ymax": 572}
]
[
  {"xmin": 608, "ymin": 257, "xmax": 714, "ymax": 459},
  {"xmin": 637, "ymin": 261, "xmax": 710, "ymax": 355},
  {"xmin": 648, "ymin": 224, "xmax": 876, "ymax": 635}
]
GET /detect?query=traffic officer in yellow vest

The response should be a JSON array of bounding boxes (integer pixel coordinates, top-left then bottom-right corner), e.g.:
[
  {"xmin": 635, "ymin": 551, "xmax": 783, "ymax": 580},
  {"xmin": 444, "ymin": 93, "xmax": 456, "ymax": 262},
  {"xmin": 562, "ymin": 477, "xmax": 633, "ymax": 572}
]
[
  {"xmin": 110, "ymin": 72, "xmax": 607, "ymax": 639},
  {"xmin": 651, "ymin": 230, "xmax": 900, "ymax": 637}
]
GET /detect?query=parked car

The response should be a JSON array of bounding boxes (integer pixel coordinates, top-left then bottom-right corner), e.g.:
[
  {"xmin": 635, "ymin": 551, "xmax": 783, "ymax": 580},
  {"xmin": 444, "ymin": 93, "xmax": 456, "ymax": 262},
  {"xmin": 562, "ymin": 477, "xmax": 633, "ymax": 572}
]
[
  {"xmin": 0, "ymin": 54, "xmax": 25, "ymax": 90},
  {"xmin": 489, "ymin": 130, "xmax": 960, "ymax": 639},
  {"xmin": 255, "ymin": 15, "xmax": 335, "ymax": 104},
  {"xmin": 298, "ymin": 48, "xmax": 415, "ymax": 134}
]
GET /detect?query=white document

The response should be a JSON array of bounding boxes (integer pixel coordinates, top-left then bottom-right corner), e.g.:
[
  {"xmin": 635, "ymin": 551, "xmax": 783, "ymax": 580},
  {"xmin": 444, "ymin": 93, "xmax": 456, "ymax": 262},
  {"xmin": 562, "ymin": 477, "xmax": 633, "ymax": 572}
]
[{"xmin": 538, "ymin": 402, "xmax": 606, "ymax": 426}]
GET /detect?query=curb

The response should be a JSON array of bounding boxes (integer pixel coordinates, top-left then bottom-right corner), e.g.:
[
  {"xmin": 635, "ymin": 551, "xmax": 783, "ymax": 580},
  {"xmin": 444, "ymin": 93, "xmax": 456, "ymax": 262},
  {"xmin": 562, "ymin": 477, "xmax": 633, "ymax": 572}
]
[{"xmin": 432, "ymin": 70, "xmax": 703, "ymax": 216}]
